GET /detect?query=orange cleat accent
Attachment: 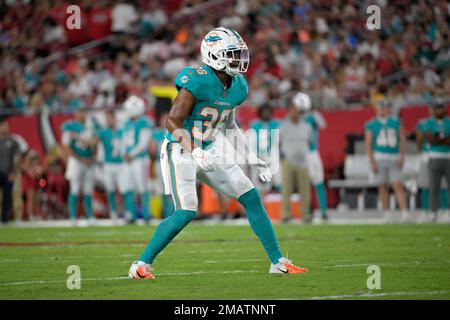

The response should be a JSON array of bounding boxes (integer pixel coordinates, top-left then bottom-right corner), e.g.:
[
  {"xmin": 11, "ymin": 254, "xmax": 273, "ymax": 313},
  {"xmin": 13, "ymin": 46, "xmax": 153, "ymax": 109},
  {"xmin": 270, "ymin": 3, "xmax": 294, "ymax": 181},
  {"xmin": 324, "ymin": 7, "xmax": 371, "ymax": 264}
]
[
  {"xmin": 282, "ymin": 260, "xmax": 308, "ymax": 274},
  {"xmin": 135, "ymin": 265, "xmax": 155, "ymax": 280}
]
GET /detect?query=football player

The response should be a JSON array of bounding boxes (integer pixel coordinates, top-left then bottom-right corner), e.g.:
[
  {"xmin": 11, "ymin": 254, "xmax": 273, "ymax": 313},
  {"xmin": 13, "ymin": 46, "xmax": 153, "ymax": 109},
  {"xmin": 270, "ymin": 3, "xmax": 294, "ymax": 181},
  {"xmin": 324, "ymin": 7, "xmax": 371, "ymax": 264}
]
[
  {"xmin": 61, "ymin": 108, "xmax": 97, "ymax": 224},
  {"xmin": 249, "ymin": 105, "xmax": 280, "ymax": 194},
  {"xmin": 422, "ymin": 100, "xmax": 450, "ymax": 221},
  {"xmin": 150, "ymin": 111, "xmax": 174, "ymax": 218},
  {"xmin": 292, "ymin": 92, "xmax": 329, "ymax": 221},
  {"xmin": 122, "ymin": 95, "xmax": 154, "ymax": 222},
  {"xmin": 416, "ymin": 106, "xmax": 449, "ymax": 222},
  {"xmin": 129, "ymin": 27, "xmax": 308, "ymax": 279},
  {"xmin": 365, "ymin": 99, "xmax": 408, "ymax": 222},
  {"xmin": 94, "ymin": 110, "xmax": 136, "ymax": 221}
]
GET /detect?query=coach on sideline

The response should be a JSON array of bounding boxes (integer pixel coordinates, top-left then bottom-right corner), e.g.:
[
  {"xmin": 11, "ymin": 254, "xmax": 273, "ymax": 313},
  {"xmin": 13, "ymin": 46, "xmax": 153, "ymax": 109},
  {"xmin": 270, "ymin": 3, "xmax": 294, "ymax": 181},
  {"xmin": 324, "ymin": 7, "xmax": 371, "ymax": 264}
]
[
  {"xmin": 0, "ymin": 118, "xmax": 22, "ymax": 224},
  {"xmin": 279, "ymin": 97, "xmax": 313, "ymax": 223},
  {"xmin": 423, "ymin": 99, "xmax": 450, "ymax": 220}
]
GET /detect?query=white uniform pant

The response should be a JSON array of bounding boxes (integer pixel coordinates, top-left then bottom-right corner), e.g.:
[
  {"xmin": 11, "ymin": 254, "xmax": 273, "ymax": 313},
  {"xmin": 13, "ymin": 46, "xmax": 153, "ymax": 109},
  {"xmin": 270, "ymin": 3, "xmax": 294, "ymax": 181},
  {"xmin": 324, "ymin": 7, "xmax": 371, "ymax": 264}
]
[
  {"xmin": 306, "ymin": 151, "xmax": 324, "ymax": 185},
  {"xmin": 103, "ymin": 163, "xmax": 129, "ymax": 193},
  {"xmin": 160, "ymin": 139, "xmax": 255, "ymax": 211},
  {"xmin": 65, "ymin": 156, "xmax": 95, "ymax": 195},
  {"xmin": 122, "ymin": 157, "xmax": 150, "ymax": 193}
]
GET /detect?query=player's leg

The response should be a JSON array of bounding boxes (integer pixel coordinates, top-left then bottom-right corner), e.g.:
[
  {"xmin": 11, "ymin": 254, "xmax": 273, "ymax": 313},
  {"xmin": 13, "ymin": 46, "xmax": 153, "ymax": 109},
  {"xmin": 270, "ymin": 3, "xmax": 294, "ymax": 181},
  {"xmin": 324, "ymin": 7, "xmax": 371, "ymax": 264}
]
[
  {"xmin": 136, "ymin": 141, "xmax": 197, "ymax": 268},
  {"xmin": 389, "ymin": 160, "xmax": 407, "ymax": 220},
  {"xmin": 297, "ymin": 167, "xmax": 311, "ymax": 222},
  {"xmin": 280, "ymin": 160, "xmax": 294, "ymax": 221},
  {"xmin": 82, "ymin": 165, "xmax": 95, "ymax": 220},
  {"xmin": 428, "ymin": 159, "xmax": 442, "ymax": 218},
  {"xmin": 442, "ymin": 159, "xmax": 450, "ymax": 215},
  {"xmin": 199, "ymin": 150, "xmax": 307, "ymax": 274},
  {"xmin": 131, "ymin": 157, "xmax": 151, "ymax": 221},
  {"xmin": 378, "ymin": 184, "xmax": 389, "ymax": 211},
  {"xmin": 309, "ymin": 152, "xmax": 328, "ymax": 219},
  {"xmin": 373, "ymin": 160, "xmax": 390, "ymax": 218},
  {"xmin": 0, "ymin": 173, "xmax": 13, "ymax": 223},
  {"xmin": 199, "ymin": 167, "xmax": 283, "ymax": 264},
  {"xmin": 65, "ymin": 157, "xmax": 81, "ymax": 221},
  {"xmin": 119, "ymin": 163, "xmax": 137, "ymax": 222},
  {"xmin": 104, "ymin": 164, "xmax": 118, "ymax": 218}
]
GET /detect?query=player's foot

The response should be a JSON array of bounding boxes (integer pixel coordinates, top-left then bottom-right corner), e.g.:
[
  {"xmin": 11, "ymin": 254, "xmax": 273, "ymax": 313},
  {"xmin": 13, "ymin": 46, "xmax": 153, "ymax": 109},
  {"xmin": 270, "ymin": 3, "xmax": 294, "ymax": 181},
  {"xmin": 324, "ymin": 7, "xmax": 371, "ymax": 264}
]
[
  {"xmin": 431, "ymin": 212, "xmax": 439, "ymax": 223},
  {"xmin": 383, "ymin": 211, "xmax": 394, "ymax": 224},
  {"xmin": 269, "ymin": 257, "xmax": 308, "ymax": 274},
  {"xmin": 400, "ymin": 210, "xmax": 409, "ymax": 223},
  {"xmin": 417, "ymin": 212, "xmax": 429, "ymax": 224},
  {"xmin": 128, "ymin": 261, "xmax": 155, "ymax": 280}
]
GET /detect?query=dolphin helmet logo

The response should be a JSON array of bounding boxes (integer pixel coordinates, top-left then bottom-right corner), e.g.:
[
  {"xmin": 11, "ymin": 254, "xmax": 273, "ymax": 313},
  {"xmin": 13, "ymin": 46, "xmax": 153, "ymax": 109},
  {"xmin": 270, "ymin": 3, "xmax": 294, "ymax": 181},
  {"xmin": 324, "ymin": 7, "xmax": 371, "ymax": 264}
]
[{"xmin": 205, "ymin": 32, "xmax": 222, "ymax": 46}]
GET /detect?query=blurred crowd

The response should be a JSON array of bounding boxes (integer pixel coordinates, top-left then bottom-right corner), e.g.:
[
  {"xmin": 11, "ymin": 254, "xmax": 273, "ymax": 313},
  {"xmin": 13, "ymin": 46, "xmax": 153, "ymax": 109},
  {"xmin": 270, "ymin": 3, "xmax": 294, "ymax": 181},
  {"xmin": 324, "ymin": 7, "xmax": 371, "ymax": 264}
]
[{"xmin": 0, "ymin": 0, "xmax": 449, "ymax": 116}]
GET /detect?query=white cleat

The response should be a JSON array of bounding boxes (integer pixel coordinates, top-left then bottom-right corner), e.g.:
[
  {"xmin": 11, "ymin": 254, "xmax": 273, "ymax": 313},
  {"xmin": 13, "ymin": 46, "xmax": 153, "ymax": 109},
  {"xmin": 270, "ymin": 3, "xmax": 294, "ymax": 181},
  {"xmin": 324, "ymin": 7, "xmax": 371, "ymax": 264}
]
[
  {"xmin": 128, "ymin": 261, "xmax": 155, "ymax": 280},
  {"xmin": 383, "ymin": 211, "xmax": 395, "ymax": 224},
  {"xmin": 417, "ymin": 212, "xmax": 429, "ymax": 224},
  {"xmin": 401, "ymin": 211, "xmax": 410, "ymax": 223},
  {"xmin": 269, "ymin": 257, "xmax": 308, "ymax": 274}
]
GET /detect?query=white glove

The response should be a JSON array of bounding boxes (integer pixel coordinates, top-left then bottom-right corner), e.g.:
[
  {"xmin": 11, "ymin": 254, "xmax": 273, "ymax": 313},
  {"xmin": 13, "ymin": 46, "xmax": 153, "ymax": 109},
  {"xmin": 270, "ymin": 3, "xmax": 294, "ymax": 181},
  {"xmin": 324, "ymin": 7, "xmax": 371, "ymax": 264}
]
[
  {"xmin": 248, "ymin": 153, "xmax": 272, "ymax": 183},
  {"xmin": 191, "ymin": 147, "xmax": 217, "ymax": 172}
]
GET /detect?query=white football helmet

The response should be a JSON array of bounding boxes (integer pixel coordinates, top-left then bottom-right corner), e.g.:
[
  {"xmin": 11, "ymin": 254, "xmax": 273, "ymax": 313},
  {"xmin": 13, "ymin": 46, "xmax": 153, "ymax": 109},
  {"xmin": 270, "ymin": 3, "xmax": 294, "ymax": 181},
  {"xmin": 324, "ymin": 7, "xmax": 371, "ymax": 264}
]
[
  {"xmin": 292, "ymin": 92, "xmax": 312, "ymax": 112},
  {"xmin": 201, "ymin": 27, "xmax": 249, "ymax": 76},
  {"xmin": 124, "ymin": 95, "xmax": 145, "ymax": 118}
]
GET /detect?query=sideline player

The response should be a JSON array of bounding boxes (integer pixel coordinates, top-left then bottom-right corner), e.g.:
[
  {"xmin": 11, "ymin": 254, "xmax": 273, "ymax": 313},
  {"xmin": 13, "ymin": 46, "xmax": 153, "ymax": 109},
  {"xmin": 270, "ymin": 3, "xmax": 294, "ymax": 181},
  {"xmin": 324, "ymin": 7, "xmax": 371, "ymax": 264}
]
[
  {"xmin": 150, "ymin": 111, "xmax": 174, "ymax": 218},
  {"xmin": 122, "ymin": 95, "xmax": 154, "ymax": 222},
  {"xmin": 249, "ymin": 105, "xmax": 280, "ymax": 194},
  {"xmin": 129, "ymin": 27, "xmax": 308, "ymax": 279},
  {"xmin": 422, "ymin": 100, "xmax": 450, "ymax": 221},
  {"xmin": 365, "ymin": 99, "xmax": 408, "ymax": 222},
  {"xmin": 94, "ymin": 110, "xmax": 136, "ymax": 221},
  {"xmin": 61, "ymin": 108, "xmax": 97, "ymax": 223},
  {"xmin": 292, "ymin": 92, "xmax": 329, "ymax": 221}
]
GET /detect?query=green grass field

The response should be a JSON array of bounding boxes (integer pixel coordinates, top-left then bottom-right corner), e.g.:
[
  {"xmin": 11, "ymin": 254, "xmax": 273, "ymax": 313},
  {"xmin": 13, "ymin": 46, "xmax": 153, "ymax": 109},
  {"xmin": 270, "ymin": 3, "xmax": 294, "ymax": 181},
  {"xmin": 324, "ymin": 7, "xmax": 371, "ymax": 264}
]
[{"xmin": 0, "ymin": 223, "xmax": 449, "ymax": 300}]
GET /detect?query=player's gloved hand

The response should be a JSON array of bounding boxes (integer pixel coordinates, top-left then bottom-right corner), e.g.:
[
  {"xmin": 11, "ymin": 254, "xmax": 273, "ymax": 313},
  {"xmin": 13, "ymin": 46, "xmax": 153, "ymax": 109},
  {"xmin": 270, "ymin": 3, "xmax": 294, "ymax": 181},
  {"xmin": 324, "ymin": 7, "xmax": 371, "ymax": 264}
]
[
  {"xmin": 191, "ymin": 147, "xmax": 217, "ymax": 172},
  {"xmin": 248, "ymin": 154, "xmax": 272, "ymax": 183}
]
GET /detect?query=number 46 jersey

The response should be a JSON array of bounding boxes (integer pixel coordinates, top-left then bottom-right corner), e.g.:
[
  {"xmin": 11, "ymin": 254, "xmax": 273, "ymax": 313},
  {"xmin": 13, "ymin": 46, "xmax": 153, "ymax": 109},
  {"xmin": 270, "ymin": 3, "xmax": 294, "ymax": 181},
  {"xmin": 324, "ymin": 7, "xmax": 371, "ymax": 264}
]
[
  {"xmin": 166, "ymin": 65, "xmax": 248, "ymax": 149},
  {"xmin": 365, "ymin": 116, "xmax": 401, "ymax": 157}
]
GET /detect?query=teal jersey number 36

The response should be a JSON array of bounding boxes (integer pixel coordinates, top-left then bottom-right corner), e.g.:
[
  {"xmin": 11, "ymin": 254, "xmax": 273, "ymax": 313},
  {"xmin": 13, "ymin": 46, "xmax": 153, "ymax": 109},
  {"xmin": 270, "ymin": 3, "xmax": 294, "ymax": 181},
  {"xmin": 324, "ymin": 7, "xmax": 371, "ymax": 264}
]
[{"xmin": 167, "ymin": 65, "xmax": 248, "ymax": 149}]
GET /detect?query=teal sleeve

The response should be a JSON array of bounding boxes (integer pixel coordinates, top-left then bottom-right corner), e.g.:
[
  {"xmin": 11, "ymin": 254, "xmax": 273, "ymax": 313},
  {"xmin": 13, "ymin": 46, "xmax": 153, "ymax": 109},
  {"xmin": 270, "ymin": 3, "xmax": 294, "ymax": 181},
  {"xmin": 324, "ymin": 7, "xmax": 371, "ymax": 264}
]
[
  {"xmin": 236, "ymin": 74, "xmax": 248, "ymax": 105},
  {"xmin": 174, "ymin": 67, "xmax": 204, "ymax": 98},
  {"xmin": 364, "ymin": 121, "xmax": 373, "ymax": 132}
]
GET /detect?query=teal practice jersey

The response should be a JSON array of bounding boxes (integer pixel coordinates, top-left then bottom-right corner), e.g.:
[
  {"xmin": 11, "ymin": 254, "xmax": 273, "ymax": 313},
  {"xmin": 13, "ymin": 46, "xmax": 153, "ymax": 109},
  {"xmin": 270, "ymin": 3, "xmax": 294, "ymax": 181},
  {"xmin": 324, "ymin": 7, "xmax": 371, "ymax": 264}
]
[
  {"xmin": 61, "ymin": 120, "xmax": 95, "ymax": 158},
  {"xmin": 122, "ymin": 116, "xmax": 154, "ymax": 158},
  {"xmin": 250, "ymin": 119, "xmax": 280, "ymax": 158},
  {"xmin": 97, "ymin": 127, "xmax": 123, "ymax": 164},
  {"xmin": 423, "ymin": 116, "xmax": 450, "ymax": 155},
  {"xmin": 304, "ymin": 113, "xmax": 319, "ymax": 151},
  {"xmin": 365, "ymin": 116, "xmax": 401, "ymax": 154},
  {"xmin": 416, "ymin": 118, "xmax": 431, "ymax": 152},
  {"xmin": 167, "ymin": 65, "xmax": 248, "ymax": 149}
]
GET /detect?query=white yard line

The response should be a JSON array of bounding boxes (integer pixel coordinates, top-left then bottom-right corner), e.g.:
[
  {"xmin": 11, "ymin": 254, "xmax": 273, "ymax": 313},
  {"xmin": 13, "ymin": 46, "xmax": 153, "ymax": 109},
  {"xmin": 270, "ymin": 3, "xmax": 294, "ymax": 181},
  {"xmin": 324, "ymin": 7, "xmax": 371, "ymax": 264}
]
[
  {"xmin": 306, "ymin": 290, "xmax": 450, "ymax": 300},
  {"xmin": 326, "ymin": 260, "xmax": 450, "ymax": 268},
  {"xmin": 0, "ymin": 270, "xmax": 260, "ymax": 287},
  {"xmin": 204, "ymin": 258, "xmax": 264, "ymax": 264}
]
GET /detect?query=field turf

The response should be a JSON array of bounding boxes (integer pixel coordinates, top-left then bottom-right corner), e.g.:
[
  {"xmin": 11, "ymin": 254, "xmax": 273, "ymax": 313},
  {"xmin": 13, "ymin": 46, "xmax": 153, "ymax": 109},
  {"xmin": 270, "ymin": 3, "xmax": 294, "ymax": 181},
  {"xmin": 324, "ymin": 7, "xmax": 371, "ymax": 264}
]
[{"xmin": 0, "ymin": 223, "xmax": 449, "ymax": 300}]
